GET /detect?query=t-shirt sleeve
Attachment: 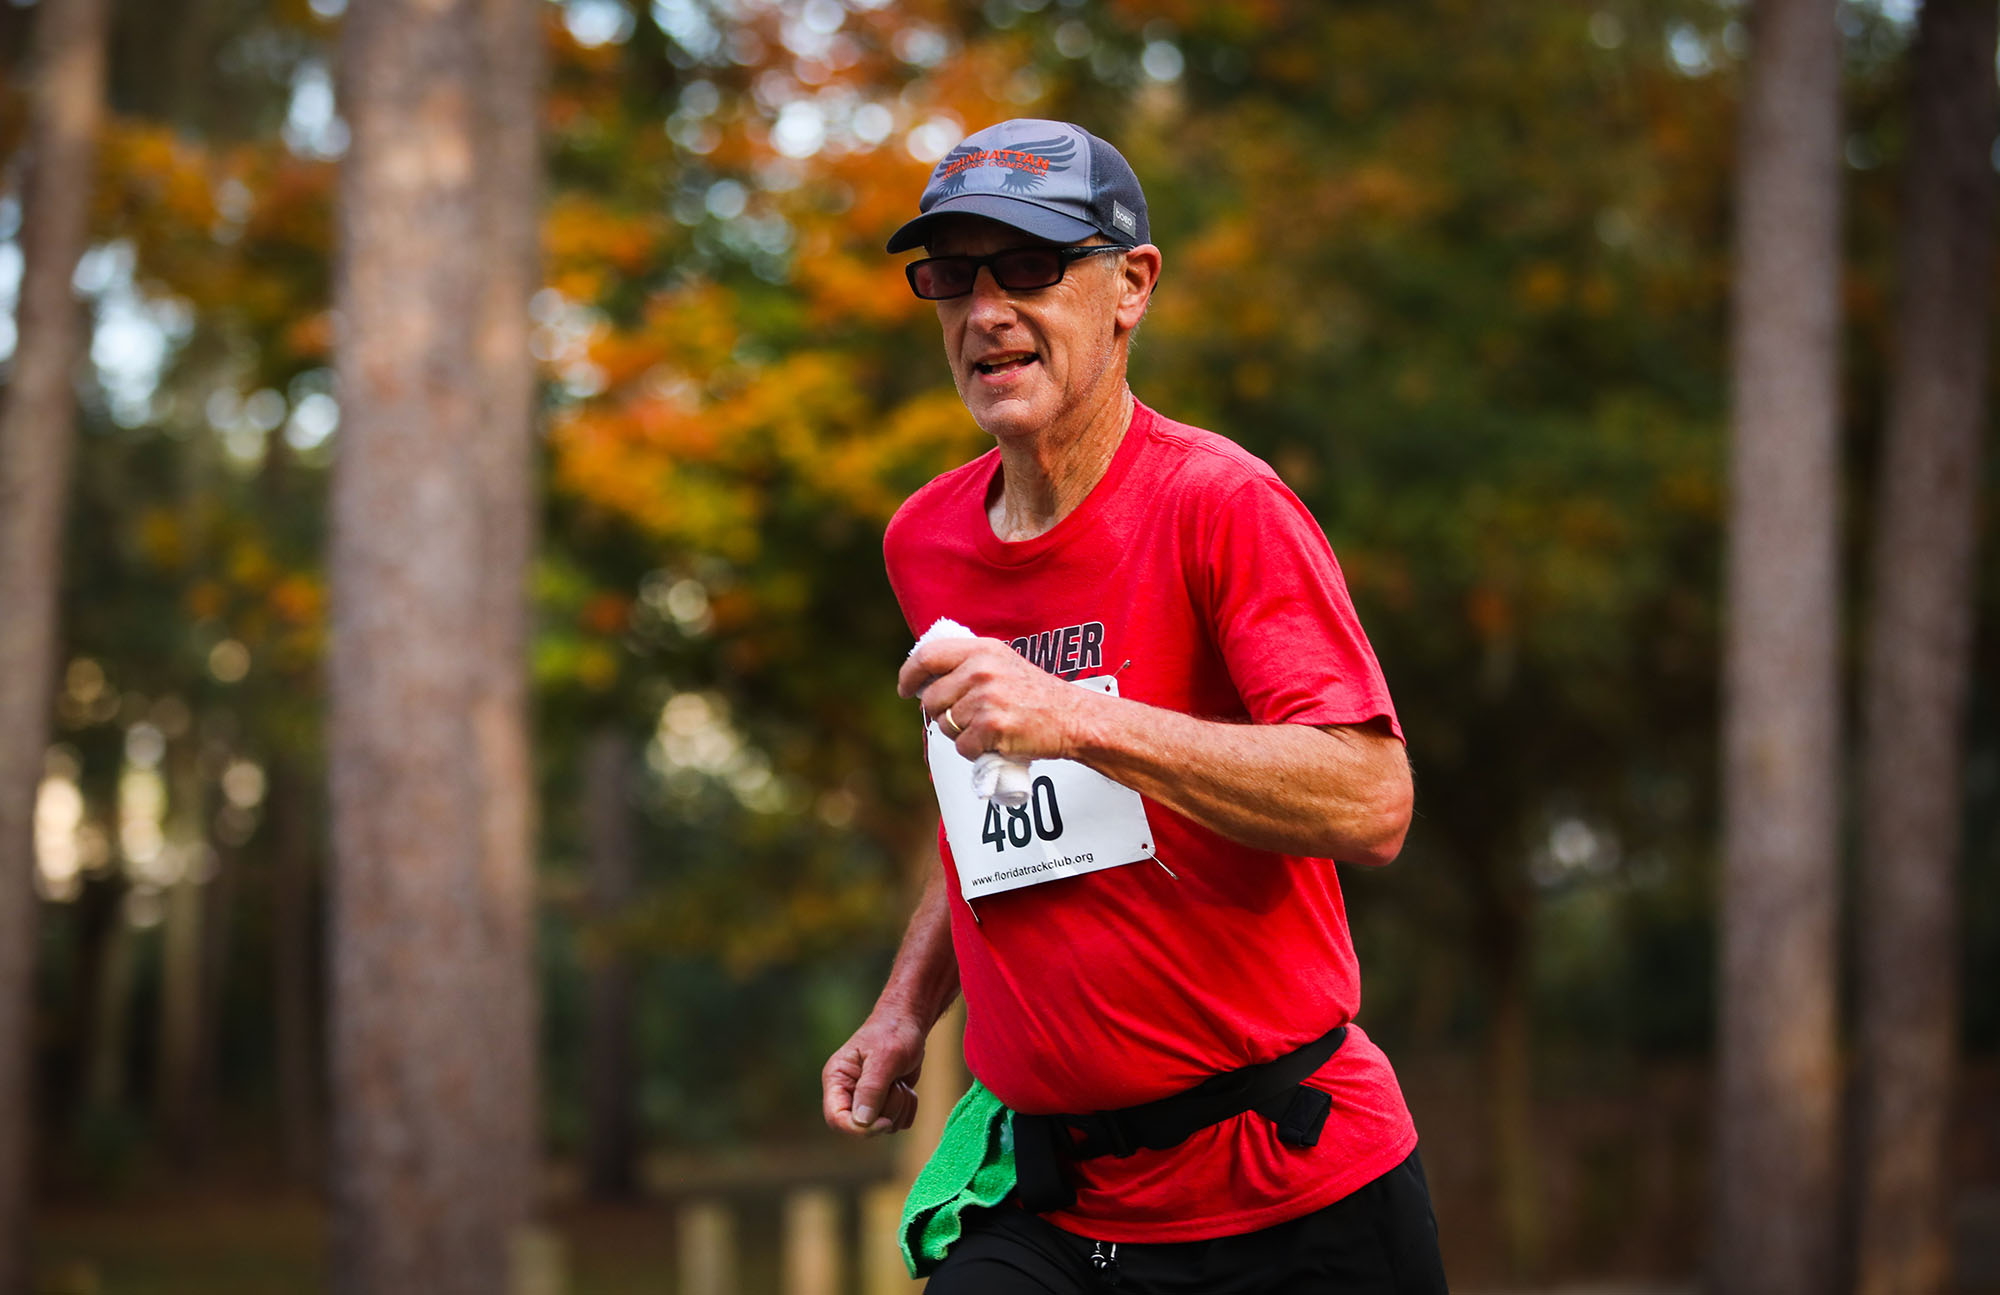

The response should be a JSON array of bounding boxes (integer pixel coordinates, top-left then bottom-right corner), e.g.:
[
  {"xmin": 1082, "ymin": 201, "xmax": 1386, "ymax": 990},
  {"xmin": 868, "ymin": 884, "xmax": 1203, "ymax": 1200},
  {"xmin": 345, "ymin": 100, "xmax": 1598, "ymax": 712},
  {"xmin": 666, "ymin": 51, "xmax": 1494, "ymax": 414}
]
[
  {"xmin": 1197, "ymin": 474, "xmax": 1402, "ymax": 740},
  {"xmin": 881, "ymin": 507, "xmax": 923, "ymax": 637}
]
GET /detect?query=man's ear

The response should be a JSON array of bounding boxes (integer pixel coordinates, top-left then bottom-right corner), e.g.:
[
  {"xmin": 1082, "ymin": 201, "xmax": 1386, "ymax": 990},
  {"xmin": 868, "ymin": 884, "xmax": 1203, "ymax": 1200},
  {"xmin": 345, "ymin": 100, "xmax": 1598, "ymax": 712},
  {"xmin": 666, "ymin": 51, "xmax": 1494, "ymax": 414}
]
[{"xmin": 1114, "ymin": 244, "xmax": 1162, "ymax": 332}]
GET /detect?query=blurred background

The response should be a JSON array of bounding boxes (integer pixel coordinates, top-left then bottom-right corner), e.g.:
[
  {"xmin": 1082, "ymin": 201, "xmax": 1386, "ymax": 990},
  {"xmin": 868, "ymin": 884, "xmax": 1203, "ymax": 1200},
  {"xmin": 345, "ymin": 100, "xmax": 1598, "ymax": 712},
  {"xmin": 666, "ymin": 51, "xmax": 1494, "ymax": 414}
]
[{"xmin": 0, "ymin": 0, "xmax": 1996, "ymax": 1291}]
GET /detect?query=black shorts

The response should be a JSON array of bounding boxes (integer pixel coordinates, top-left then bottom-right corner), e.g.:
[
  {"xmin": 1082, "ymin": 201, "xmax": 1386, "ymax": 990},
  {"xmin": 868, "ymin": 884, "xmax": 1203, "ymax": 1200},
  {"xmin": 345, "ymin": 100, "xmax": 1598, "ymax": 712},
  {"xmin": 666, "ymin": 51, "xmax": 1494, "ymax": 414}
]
[{"xmin": 927, "ymin": 1148, "xmax": 1449, "ymax": 1295}]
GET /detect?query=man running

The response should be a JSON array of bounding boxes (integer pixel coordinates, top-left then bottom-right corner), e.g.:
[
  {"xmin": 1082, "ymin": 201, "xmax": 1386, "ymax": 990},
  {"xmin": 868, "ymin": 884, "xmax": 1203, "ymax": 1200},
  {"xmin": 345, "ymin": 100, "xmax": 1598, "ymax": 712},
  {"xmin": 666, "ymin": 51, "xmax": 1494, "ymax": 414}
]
[{"xmin": 821, "ymin": 118, "xmax": 1448, "ymax": 1294}]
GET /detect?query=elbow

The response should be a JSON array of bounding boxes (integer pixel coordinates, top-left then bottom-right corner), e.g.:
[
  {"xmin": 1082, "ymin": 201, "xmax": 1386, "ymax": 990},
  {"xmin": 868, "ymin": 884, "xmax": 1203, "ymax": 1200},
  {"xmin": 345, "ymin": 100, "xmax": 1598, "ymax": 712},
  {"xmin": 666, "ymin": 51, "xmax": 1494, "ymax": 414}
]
[
  {"xmin": 1343, "ymin": 806, "xmax": 1410, "ymax": 868},
  {"xmin": 1335, "ymin": 769, "xmax": 1413, "ymax": 868}
]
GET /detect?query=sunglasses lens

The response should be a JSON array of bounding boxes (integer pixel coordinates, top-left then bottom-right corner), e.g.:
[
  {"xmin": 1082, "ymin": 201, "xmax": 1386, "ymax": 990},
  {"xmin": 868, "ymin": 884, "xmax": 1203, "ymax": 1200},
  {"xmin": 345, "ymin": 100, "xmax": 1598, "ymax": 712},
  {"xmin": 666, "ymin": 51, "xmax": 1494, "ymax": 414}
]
[
  {"xmin": 907, "ymin": 248, "xmax": 1084, "ymax": 298},
  {"xmin": 911, "ymin": 258, "xmax": 976, "ymax": 299},
  {"xmin": 991, "ymin": 249, "xmax": 1063, "ymax": 290}
]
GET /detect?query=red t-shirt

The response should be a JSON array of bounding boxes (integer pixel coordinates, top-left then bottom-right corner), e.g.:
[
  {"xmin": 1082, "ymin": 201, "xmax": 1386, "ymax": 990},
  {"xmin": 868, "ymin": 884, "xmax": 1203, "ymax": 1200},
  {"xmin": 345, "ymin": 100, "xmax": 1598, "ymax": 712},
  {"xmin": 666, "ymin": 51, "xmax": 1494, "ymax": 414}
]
[{"xmin": 883, "ymin": 400, "xmax": 1418, "ymax": 1243}]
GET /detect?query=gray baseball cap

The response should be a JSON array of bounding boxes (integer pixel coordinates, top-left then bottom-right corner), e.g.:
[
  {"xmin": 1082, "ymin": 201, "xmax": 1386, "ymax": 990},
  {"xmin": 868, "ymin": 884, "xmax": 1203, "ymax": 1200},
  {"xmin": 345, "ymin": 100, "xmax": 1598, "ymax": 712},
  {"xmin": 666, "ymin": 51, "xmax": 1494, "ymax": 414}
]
[{"xmin": 885, "ymin": 119, "xmax": 1151, "ymax": 253}]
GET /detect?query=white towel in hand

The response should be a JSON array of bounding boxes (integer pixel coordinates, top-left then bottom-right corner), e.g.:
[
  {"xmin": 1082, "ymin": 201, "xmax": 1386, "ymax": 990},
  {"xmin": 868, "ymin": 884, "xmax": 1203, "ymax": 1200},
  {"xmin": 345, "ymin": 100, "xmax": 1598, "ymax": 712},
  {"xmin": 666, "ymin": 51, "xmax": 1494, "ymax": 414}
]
[{"xmin": 910, "ymin": 618, "xmax": 1032, "ymax": 808}]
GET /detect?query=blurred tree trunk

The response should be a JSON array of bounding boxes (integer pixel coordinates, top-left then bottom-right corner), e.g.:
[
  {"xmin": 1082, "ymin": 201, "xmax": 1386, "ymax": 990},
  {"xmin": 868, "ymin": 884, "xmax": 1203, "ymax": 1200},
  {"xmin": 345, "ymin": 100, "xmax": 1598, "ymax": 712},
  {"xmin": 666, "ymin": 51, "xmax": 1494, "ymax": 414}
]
[
  {"xmin": 0, "ymin": 0, "xmax": 111, "ymax": 1286},
  {"xmin": 193, "ymin": 827, "xmax": 240, "ymax": 1162},
  {"xmin": 470, "ymin": 0, "xmax": 545, "ymax": 1231},
  {"xmin": 85, "ymin": 901, "xmax": 136, "ymax": 1112},
  {"xmin": 1485, "ymin": 894, "xmax": 1543, "ymax": 1279},
  {"xmin": 156, "ymin": 303, "xmax": 225, "ymax": 1171},
  {"xmin": 156, "ymin": 743, "xmax": 206, "ymax": 1164},
  {"xmin": 1854, "ymin": 2, "xmax": 1997, "ymax": 1291},
  {"xmin": 268, "ymin": 757, "xmax": 324, "ymax": 1185},
  {"xmin": 158, "ymin": 872, "xmax": 205, "ymax": 1157},
  {"xmin": 52, "ymin": 869, "xmax": 122, "ymax": 1135},
  {"xmin": 327, "ymin": 0, "xmax": 542, "ymax": 1290},
  {"xmin": 582, "ymin": 728, "xmax": 638, "ymax": 1199},
  {"xmin": 261, "ymin": 385, "xmax": 325, "ymax": 1185},
  {"xmin": 1433, "ymin": 802, "xmax": 1544, "ymax": 1276},
  {"xmin": 1715, "ymin": 0, "xmax": 1843, "ymax": 1291}
]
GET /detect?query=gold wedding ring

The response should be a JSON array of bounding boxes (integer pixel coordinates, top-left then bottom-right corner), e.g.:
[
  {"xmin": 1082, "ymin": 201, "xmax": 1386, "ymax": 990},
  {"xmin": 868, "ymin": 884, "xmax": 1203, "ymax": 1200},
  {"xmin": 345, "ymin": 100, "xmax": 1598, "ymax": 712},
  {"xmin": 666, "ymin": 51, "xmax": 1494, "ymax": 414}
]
[{"xmin": 938, "ymin": 707, "xmax": 964, "ymax": 739}]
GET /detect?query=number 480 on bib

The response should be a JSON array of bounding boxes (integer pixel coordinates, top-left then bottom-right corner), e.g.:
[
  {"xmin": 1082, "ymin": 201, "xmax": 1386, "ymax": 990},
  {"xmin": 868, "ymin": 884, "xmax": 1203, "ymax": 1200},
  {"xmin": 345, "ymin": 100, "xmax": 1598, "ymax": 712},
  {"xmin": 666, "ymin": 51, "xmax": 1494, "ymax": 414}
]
[{"xmin": 980, "ymin": 775, "xmax": 1064, "ymax": 851}]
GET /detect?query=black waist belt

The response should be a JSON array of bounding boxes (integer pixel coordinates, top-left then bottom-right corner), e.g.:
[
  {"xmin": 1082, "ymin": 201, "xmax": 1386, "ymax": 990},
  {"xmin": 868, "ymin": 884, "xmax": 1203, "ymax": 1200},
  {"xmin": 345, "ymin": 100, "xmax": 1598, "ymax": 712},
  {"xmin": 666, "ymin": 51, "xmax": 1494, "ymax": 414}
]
[{"xmin": 1011, "ymin": 1023, "xmax": 1348, "ymax": 1213}]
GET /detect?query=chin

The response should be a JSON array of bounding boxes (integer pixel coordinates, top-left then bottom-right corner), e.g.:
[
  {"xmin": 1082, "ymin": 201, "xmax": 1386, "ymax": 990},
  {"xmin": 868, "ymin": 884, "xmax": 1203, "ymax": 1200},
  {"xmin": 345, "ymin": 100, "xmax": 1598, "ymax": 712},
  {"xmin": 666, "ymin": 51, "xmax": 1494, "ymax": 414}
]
[
  {"xmin": 969, "ymin": 407, "xmax": 1047, "ymax": 444},
  {"xmin": 962, "ymin": 388, "xmax": 1053, "ymax": 441}
]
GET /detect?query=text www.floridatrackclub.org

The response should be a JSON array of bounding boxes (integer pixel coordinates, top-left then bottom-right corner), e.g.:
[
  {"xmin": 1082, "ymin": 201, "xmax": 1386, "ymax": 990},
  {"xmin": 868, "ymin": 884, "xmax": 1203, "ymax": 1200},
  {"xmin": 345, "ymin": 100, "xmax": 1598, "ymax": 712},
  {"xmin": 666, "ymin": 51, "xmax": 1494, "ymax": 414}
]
[{"xmin": 971, "ymin": 853, "xmax": 1094, "ymax": 890}]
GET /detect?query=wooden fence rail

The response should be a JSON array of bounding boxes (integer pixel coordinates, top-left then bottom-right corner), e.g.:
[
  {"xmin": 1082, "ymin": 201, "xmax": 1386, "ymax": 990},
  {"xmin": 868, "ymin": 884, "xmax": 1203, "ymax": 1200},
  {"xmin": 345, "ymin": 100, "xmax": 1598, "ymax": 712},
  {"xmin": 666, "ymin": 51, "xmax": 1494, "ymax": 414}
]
[{"xmin": 664, "ymin": 1181, "xmax": 918, "ymax": 1295}]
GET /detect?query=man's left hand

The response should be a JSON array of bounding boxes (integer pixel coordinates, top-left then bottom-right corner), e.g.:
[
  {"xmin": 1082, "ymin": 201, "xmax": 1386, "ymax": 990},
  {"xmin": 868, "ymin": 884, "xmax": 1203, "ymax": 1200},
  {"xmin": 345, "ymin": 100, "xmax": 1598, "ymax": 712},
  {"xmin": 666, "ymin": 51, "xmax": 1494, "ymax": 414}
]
[{"xmin": 898, "ymin": 636, "xmax": 1087, "ymax": 763}]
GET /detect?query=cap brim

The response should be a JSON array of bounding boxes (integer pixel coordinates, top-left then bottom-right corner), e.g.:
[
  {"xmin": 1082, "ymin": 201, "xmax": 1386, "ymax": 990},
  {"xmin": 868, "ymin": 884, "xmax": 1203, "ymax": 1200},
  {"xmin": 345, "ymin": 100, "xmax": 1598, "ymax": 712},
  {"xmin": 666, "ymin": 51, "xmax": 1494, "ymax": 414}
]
[{"xmin": 885, "ymin": 194, "xmax": 1102, "ymax": 253}]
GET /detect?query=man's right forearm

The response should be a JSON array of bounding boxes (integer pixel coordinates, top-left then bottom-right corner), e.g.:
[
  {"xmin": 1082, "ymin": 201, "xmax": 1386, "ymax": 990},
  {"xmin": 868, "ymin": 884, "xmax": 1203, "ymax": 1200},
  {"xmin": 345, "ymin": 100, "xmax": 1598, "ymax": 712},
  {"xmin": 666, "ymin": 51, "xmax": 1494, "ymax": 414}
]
[{"xmin": 875, "ymin": 868, "xmax": 961, "ymax": 1029}]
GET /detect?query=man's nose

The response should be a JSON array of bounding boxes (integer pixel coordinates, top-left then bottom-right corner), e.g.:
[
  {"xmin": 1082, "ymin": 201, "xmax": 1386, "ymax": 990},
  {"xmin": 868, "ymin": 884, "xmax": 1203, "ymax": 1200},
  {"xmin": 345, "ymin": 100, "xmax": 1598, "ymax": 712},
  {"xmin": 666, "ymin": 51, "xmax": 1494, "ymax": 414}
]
[{"xmin": 965, "ymin": 265, "xmax": 1017, "ymax": 325}]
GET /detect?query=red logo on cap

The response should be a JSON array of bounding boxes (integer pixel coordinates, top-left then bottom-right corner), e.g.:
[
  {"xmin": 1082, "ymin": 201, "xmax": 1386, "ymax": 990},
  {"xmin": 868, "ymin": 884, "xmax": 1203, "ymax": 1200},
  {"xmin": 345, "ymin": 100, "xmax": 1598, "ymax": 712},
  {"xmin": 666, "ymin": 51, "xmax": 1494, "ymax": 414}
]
[
  {"xmin": 934, "ymin": 134, "xmax": 1077, "ymax": 197},
  {"xmin": 940, "ymin": 148, "xmax": 1053, "ymax": 181}
]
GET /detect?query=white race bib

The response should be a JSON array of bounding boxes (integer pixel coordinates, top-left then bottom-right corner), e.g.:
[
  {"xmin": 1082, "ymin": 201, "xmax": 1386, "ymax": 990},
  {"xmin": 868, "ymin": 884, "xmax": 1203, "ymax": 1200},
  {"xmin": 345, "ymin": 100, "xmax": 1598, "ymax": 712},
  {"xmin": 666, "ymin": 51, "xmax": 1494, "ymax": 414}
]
[{"xmin": 927, "ymin": 675, "xmax": 1156, "ymax": 898}]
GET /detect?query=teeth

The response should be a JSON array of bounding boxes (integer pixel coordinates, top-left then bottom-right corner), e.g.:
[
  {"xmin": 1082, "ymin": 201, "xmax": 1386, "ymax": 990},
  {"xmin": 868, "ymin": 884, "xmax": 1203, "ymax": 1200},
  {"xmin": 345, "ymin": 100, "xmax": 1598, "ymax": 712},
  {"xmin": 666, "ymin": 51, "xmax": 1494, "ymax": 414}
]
[{"xmin": 978, "ymin": 355, "xmax": 1035, "ymax": 374}]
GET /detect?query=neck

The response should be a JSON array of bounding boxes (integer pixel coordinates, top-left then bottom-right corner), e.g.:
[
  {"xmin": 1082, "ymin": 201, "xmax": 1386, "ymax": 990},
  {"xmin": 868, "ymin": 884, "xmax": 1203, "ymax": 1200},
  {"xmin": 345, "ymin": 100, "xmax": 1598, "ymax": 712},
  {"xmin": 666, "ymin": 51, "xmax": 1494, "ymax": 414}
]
[{"xmin": 990, "ymin": 385, "xmax": 1136, "ymax": 542}]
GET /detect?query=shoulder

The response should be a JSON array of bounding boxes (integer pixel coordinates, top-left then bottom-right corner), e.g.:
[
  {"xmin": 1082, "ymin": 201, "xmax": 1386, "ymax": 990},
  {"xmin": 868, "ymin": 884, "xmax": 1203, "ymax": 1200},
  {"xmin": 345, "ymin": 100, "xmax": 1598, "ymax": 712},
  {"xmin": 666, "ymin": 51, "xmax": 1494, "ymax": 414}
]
[
  {"xmin": 1132, "ymin": 409, "xmax": 1340, "ymax": 597},
  {"xmin": 885, "ymin": 449, "xmax": 998, "ymax": 562},
  {"xmin": 1133, "ymin": 405, "xmax": 1293, "ymax": 516}
]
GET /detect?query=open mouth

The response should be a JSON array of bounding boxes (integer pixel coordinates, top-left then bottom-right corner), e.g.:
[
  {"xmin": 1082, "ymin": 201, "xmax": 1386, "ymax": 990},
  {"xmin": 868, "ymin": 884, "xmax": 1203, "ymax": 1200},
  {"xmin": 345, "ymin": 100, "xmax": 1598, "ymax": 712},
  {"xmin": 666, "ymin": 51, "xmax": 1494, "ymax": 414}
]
[{"xmin": 974, "ymin": 352, "xmax": 1039, "ymax": 376}]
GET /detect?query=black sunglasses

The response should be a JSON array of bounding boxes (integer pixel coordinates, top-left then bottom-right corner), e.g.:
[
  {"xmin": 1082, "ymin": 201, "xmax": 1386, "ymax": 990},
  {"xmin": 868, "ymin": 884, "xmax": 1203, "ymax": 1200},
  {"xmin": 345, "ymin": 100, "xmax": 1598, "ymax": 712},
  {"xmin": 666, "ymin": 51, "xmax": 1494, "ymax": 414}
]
[{"xmin": 904, "ymin": 244, "xmax": 1126, "ymax": 300}]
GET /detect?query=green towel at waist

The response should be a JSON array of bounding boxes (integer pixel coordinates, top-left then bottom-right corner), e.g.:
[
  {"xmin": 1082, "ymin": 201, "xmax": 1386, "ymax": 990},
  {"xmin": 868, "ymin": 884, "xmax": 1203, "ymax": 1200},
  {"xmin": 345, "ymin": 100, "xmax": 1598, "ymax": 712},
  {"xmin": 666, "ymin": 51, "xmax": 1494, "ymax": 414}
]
[{"xmin": 899, "ymin": 1080, "xmax": 1018, "ymax": 1277}]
